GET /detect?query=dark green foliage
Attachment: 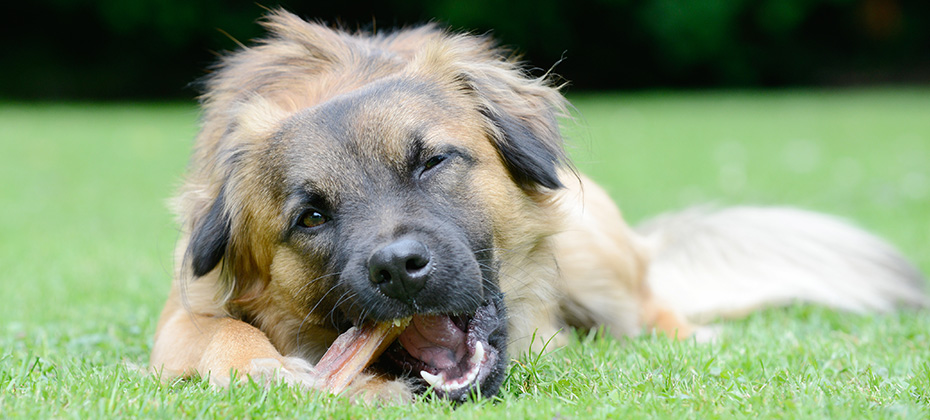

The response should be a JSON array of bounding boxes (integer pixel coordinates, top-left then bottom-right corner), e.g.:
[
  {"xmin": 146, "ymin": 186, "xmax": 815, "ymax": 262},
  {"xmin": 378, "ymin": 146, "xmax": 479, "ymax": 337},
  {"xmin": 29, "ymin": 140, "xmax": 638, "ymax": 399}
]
[{"xmin": 3, "ymin": 0, "xmax": 929, "ymax": 99}]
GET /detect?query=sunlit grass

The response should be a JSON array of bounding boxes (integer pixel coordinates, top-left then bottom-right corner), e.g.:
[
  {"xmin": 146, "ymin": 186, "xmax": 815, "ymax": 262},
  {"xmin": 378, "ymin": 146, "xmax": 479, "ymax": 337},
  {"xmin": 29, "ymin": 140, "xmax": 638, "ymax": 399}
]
[{"xmin": 1, "ymin": 89, "xmax": 928, "ymax": 418}]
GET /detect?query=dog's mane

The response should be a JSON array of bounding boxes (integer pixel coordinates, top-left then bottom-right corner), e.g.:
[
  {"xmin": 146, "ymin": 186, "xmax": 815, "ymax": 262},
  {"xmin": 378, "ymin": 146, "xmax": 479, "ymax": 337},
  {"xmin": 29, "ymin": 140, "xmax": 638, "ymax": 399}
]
[{"xmin": 177, "ymin": 9, "xmax": 571, "ymax": 307}]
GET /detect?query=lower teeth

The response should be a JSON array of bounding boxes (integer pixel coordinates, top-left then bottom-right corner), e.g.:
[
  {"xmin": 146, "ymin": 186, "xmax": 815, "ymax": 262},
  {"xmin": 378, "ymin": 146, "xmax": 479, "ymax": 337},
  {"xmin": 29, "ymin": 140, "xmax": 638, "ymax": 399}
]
[{"xmin": 419, "ymin": 341, "xmax": 486, "ymax": 392}]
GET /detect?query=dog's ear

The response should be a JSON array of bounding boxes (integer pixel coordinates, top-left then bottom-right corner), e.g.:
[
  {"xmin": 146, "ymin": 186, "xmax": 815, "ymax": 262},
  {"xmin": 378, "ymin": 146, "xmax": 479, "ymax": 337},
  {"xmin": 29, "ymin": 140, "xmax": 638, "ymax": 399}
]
[
  {"xmin": 454, "ymin": 48, "xmax": 570, "ymax": 191},
  {"xmin": 477, "ymin": 94, "xmax": 566, "ymax": 190},
  {"xmin": 187, "ymin": 188, "xmax": 231, "ymax": 277}
]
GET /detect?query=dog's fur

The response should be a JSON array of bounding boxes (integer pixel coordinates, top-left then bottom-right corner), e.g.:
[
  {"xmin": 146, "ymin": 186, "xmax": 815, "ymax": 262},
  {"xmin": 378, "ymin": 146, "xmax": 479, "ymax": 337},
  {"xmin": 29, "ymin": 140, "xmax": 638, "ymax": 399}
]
[{"xmin": 151, "ymin": 10, "xmax": 928, "ymax": 402}]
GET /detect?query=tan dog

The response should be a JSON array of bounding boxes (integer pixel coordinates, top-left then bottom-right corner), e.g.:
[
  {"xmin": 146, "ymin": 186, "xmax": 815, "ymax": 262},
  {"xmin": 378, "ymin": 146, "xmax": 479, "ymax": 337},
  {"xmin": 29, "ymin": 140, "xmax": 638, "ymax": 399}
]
[{"xmin": 151, "ymin": 10, "xmax": 927, "ymax": 402}]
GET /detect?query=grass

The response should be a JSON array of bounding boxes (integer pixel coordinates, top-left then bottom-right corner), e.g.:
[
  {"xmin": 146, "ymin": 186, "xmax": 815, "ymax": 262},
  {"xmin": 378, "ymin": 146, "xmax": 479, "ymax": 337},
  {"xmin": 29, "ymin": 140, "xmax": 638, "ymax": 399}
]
[{"xmin": 1, "ymin": 88, "xmax": 929, "ymax": 418}]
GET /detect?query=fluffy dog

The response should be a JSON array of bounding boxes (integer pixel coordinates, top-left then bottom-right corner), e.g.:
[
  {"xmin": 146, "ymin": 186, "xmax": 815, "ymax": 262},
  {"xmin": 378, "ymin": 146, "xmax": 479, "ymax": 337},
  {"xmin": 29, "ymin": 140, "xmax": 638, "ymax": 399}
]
[{"xmin": 151, "ymin": 10, "xmax": 927, "ymax": 402}]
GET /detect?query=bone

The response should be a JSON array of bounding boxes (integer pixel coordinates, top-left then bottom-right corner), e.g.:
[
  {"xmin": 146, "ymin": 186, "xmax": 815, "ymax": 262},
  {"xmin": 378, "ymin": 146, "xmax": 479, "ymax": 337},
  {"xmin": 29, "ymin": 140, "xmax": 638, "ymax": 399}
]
[{"xmin": 313, "ymin": 318, "xmax": 410, "ymax": 395}]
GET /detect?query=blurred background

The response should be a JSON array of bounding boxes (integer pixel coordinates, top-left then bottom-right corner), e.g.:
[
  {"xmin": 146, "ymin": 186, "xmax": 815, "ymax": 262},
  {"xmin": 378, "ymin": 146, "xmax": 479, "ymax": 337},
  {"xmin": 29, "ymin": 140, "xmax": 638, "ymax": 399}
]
[{"xmin": 3, "ymin": 0, "xmax": 930, "ymax": 100}]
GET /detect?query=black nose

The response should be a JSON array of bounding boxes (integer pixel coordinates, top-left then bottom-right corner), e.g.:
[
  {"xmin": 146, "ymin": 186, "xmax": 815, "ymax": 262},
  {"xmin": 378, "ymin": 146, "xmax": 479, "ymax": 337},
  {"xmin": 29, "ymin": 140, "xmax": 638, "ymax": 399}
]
[{"xmin": 368, "ymin": 239, "xmax": 431, "ymax": 302}]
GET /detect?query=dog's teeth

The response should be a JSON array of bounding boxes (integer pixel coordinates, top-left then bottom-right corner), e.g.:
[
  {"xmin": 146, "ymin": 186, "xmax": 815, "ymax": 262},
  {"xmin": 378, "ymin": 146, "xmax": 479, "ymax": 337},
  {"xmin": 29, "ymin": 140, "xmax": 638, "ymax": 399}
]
[
  {"xmin": 471, "ymin": 341, "xmax": 485, "ymax": 365},
  {"xmin": 420, "ymin": 344, "xmax": 488, "ymax": 393},
  {"xmin": 464, "ymin": 360, "xmax": 480, "ymax": 385},
  {"xmin": 420, "ymin": 370, "xmax": 445, "ymax": 388},
  {"xmin": 392, "ymin": 316, "xmax": 412, "ymax": 328}
]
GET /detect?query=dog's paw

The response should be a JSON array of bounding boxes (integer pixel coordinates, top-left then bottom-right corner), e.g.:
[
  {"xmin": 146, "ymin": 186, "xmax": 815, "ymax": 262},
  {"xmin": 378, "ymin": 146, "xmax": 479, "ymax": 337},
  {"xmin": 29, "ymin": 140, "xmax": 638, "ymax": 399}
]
[
  {"xmin": 692, "ymin": 325, "xmax": 722, "ymax": 344},
  {"xmin": 204, "ymin": 356, "xmax": 319, "ymax": 389},
  {"xmin": 226, "ymin": 357, "xmax": 413, "ymax": 404},
  {"xmin": 343, "ymin": 373, "xmax": 415, "ymax": 405},
  {"xmin": 246, "ymin": 357, "xmax": 319, "ymax": 389},
  {"xmin": 205, "ymin": 357, "xmax": 413, "ymax": 404}
]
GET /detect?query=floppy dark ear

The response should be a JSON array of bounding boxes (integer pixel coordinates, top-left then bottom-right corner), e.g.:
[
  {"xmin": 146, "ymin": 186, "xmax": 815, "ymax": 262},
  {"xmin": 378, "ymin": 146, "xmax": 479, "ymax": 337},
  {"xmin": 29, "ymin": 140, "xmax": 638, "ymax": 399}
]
[
  {"xmin": 187, "ymin": 189, "xmax": 231, "ymax": 277},
  {"xmin": 480, "ymin": 104, "xmax": 565, "ymax": 190},
  {"xmin": 463, "ymin": 70, "xmax": 569, "ymax": 191}
]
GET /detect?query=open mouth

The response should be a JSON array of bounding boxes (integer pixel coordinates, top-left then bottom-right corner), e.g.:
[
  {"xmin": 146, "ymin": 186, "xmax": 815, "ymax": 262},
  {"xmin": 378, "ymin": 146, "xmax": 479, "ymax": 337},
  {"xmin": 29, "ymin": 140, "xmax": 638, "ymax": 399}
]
[
  {"xmin": 374, "ymin": 300, "xmax": 502, "ymax": 401},
  {"xmin": 312, "ymin": 283, "xmax": 506, "ymax": 400}
]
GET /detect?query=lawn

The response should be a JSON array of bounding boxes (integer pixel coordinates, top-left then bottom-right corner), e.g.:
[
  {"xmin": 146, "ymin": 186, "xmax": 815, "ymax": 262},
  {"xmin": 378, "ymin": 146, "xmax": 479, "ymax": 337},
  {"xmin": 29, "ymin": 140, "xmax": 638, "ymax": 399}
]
[{"xmin": 1, "ymin": 89, "xmax": 929, "ymax": 418}]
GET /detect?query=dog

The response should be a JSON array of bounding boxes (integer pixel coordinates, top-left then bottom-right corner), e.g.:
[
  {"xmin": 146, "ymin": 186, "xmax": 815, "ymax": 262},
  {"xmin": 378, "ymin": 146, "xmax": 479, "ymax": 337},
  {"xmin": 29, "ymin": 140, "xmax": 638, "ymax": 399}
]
[{"xmin": 150, "ymin": 10, "xmax": 928, "ymax": 403}]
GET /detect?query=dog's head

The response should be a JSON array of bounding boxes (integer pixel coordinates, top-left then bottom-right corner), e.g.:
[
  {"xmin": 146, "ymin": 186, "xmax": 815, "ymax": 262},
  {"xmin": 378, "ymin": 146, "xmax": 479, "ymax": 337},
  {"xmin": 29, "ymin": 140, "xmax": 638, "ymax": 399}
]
[{"xmin": 179, "ymin": 11, "xmax": 568, "ymax": 401}]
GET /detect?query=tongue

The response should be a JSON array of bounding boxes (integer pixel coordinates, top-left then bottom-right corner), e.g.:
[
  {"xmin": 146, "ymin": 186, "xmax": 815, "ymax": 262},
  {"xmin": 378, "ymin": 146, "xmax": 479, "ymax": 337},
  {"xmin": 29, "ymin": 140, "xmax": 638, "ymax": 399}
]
[{"xmin": 398, "ymin": 315, "xmax": 467, "ymax": 370}]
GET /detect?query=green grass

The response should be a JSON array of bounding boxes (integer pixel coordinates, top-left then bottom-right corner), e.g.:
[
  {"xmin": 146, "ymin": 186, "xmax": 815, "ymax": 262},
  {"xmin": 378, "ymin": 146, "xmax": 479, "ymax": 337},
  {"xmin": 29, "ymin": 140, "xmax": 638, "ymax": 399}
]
[{"xmin": 2, "ymin": 89, "xmax": 929, "ymax": 418}]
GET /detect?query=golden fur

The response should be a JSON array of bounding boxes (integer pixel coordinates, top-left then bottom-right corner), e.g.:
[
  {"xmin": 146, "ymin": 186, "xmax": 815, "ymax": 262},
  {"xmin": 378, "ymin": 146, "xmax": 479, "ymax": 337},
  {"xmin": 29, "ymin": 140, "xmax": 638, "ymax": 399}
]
[{"xmin": 151, "ymin": 10, "xmax": 926, "ymax": 403}]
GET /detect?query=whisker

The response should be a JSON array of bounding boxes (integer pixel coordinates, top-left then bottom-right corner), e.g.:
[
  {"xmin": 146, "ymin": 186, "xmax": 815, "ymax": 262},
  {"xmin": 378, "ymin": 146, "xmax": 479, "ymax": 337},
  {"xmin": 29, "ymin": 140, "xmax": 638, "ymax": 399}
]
[
  {"xmin": 293, "ymin": 271, "xmax": 342, "ymax": 298},
  {"xmin": 296, "ymin": 279, "xmax": 344, "ymax": 355},
  {"xmin": 328, "ymin": 290, "xmax": 357, "ymax": 329}
]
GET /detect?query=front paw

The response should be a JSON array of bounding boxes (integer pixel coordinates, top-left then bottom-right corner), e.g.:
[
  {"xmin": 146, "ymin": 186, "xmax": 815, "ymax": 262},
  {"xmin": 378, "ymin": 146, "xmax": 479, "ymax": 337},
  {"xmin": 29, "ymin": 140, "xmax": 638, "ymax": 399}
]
[
  {"xmin": 222, "ymin": 357, "xmax": 414, "ymax": 404},
  {"xmin": 344, "ymin": 373, "xmax": 415, "ymax": 405},
  {"xmin": 243, "ymin": 356, "xmax": 319, "ymax": 389}
]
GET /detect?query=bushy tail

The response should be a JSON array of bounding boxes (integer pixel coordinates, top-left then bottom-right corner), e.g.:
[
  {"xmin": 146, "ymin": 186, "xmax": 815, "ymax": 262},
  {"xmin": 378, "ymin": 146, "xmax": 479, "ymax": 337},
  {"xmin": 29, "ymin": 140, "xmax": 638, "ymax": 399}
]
[{"xmin": 637, "ymin": 206, "xmax": 928, "ymax": 323}]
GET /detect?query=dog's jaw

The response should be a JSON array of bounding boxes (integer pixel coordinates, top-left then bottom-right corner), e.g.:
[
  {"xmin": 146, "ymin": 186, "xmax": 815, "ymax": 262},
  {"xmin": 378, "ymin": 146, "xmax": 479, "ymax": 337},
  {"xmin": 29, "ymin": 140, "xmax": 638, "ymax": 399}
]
[{"xmin": 374, "ymin": 298, "xmax": 507, "ymax": 401}]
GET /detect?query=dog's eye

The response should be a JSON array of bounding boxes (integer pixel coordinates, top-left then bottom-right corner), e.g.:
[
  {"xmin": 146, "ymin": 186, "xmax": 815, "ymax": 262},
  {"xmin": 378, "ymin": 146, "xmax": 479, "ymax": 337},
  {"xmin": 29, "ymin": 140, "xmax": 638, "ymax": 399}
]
[
  {"xmin": 297, "ymin": 210, "xmax": 329, "ymax": 229},
  {"xmin": 422, "ymin": 155, "xmax": 447, "ymax": 173}
]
